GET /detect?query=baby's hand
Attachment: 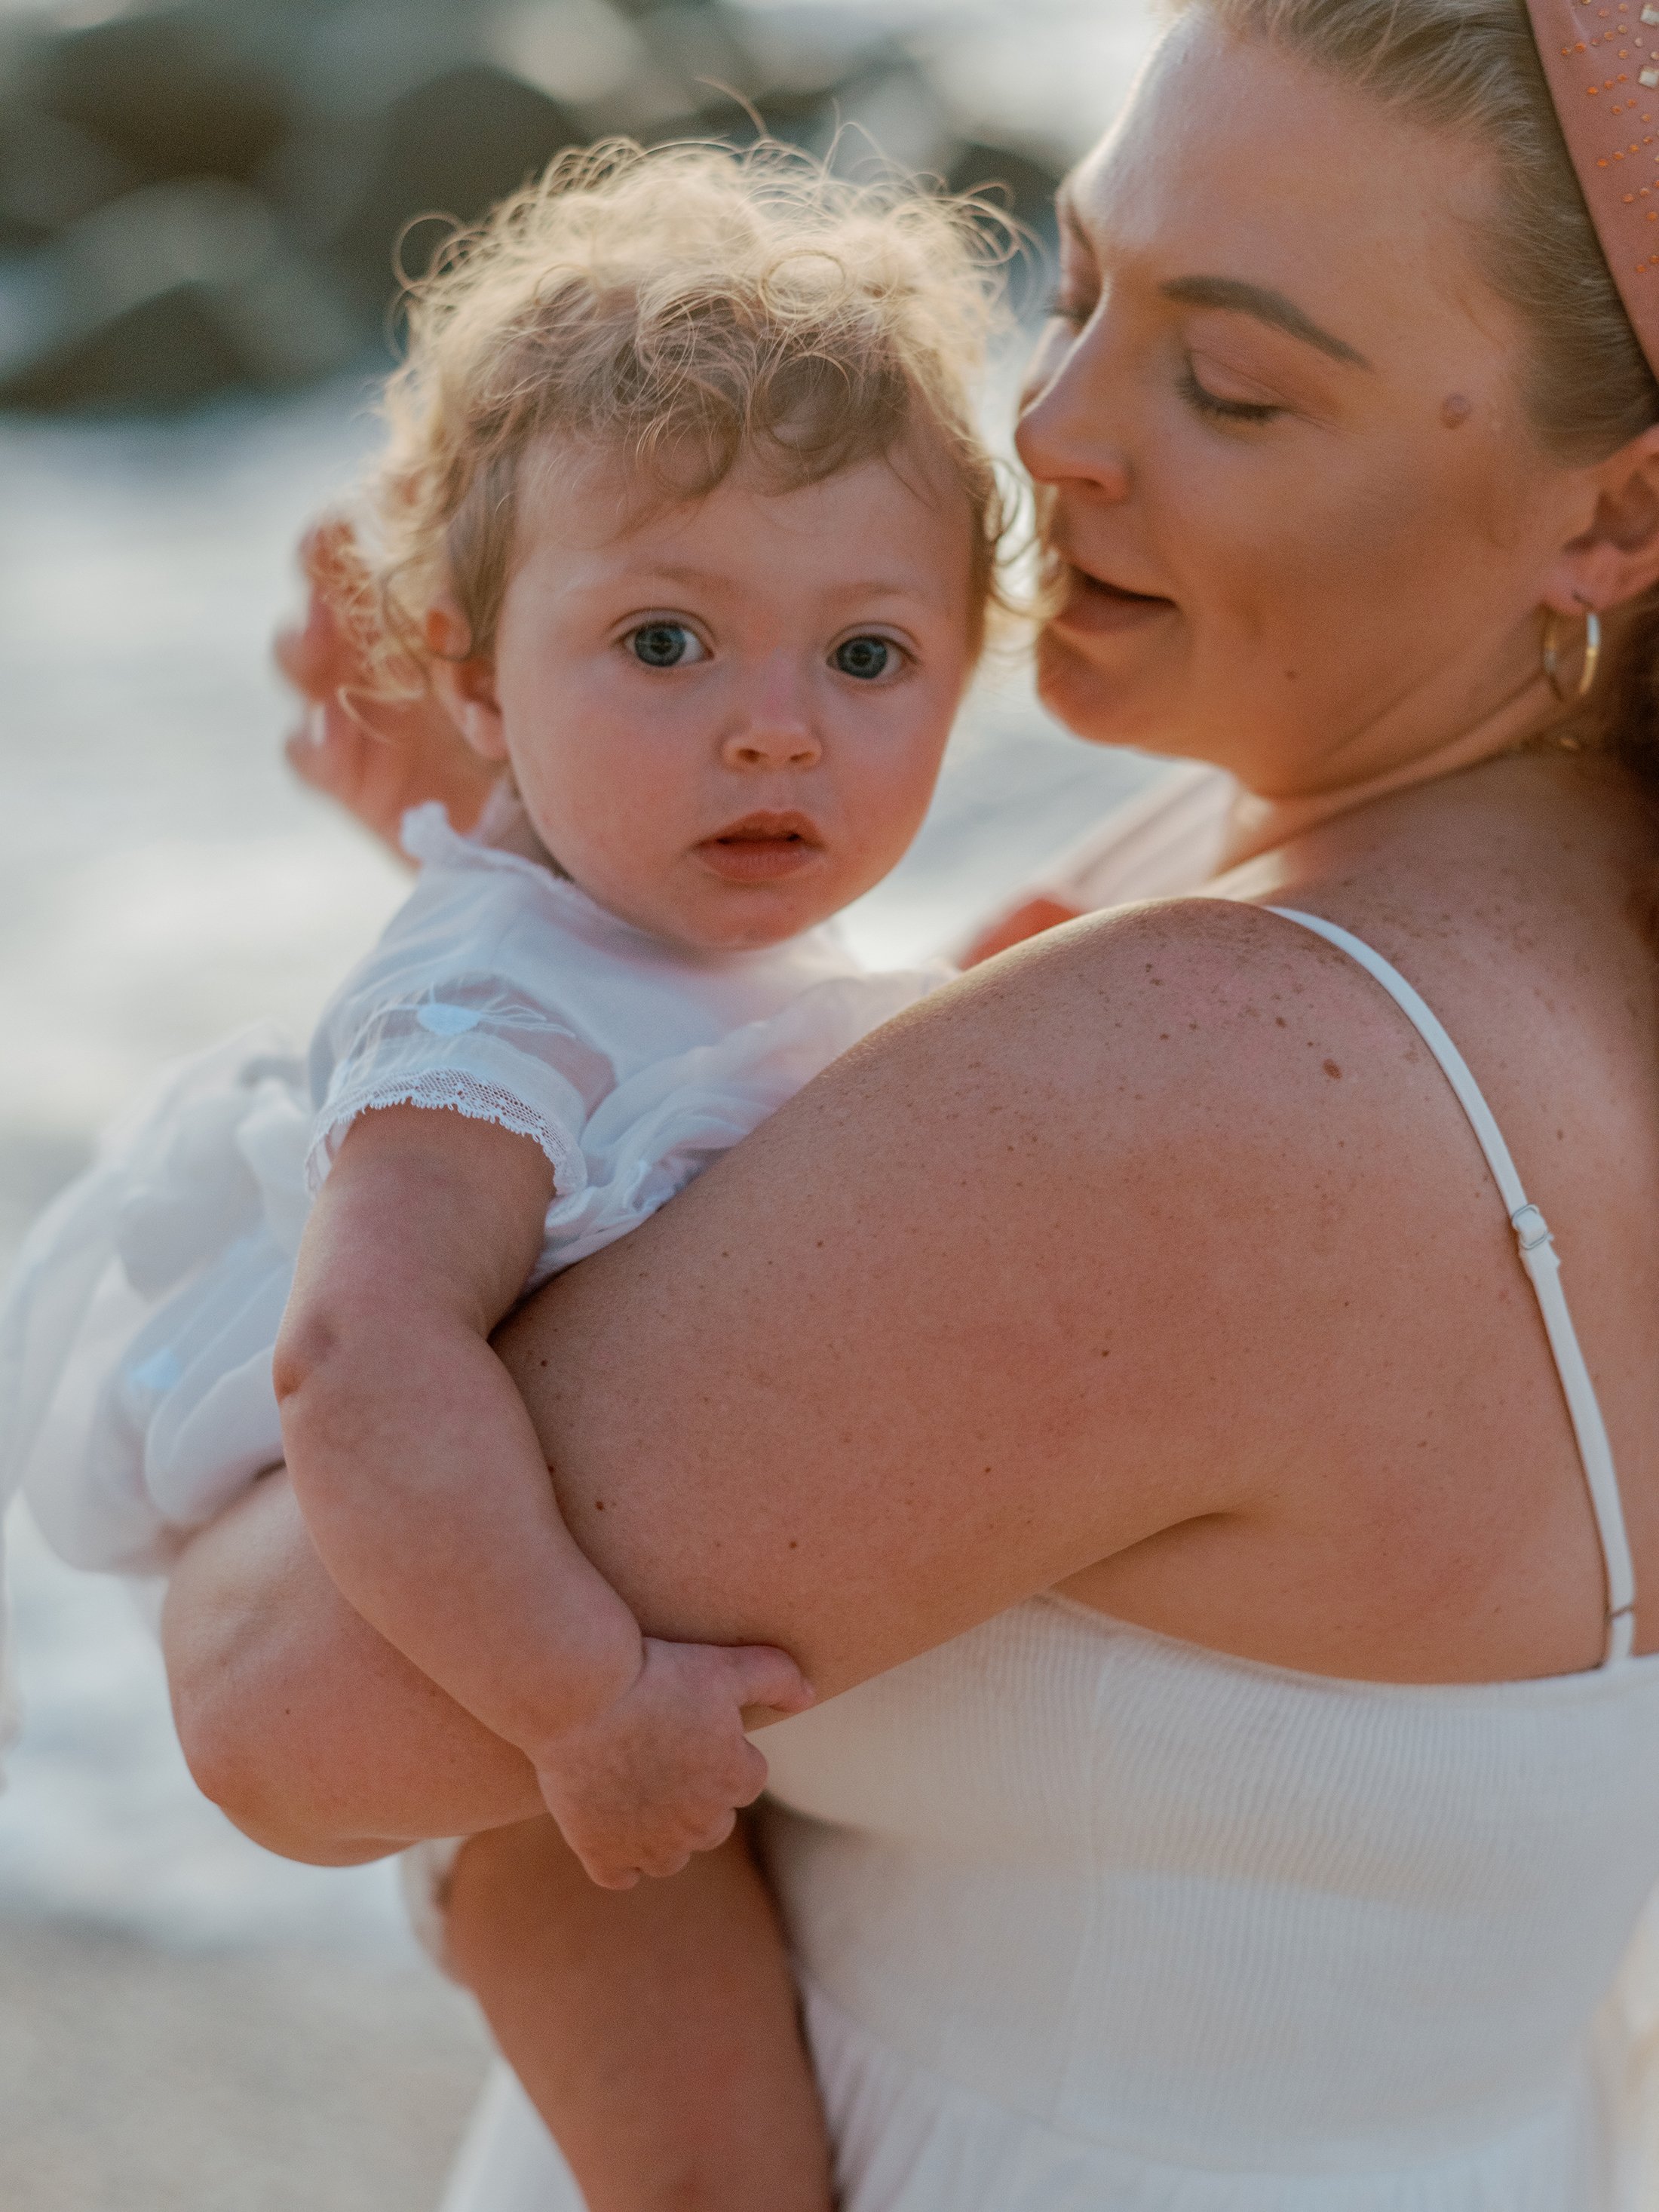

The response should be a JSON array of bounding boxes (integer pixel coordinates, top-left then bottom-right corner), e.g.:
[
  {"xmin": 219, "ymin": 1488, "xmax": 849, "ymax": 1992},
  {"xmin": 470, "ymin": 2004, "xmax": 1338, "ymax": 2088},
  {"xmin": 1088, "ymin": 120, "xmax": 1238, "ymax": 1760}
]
[{"xmin": 535, "ymin": 1638, "xmax": 815, "ymax": 1890}]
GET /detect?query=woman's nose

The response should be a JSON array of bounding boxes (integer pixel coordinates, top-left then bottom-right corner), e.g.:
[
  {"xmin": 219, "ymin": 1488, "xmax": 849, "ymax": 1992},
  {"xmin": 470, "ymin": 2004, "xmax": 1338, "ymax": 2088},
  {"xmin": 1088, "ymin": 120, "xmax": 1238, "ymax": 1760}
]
[{"xmin": 1014, "ymin": 335, "xmax": 1132, "ymax": 502}]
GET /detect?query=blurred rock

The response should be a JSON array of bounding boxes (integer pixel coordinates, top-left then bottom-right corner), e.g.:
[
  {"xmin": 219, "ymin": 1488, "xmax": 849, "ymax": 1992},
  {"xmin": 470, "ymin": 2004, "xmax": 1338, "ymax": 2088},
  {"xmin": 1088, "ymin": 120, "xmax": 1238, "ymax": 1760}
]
[
  {"xmin": 486, "ymin": 0, "xmax": 673, "ymax": 117},
  {"xmin": 0, "ymin": 103, "xmax": 139, "ymax": 247},
  {"xmin": 624, "ymin": 2, "xmax": 759, "ymax": 101},
  {"xmin": 0, "ymin": 178, "xmax": 365, "ymax": 408},
  {"xmin": 317, "ymin": 62, "xmax": 581, "ymax": 303},
  {"xmin": 31, "ymin": 2, "xmax": 296, "ymax": 187},
  {"xmin": 0, "ymin": 0, "xmax": 1072, "ymax": 413},
  {"xmin": 948, "ymin": 137, "xmax": 1063, "ymax": 240},
  {"xmin": 812, "ymin": 54, "xmax": 953, "ymax": 174}
]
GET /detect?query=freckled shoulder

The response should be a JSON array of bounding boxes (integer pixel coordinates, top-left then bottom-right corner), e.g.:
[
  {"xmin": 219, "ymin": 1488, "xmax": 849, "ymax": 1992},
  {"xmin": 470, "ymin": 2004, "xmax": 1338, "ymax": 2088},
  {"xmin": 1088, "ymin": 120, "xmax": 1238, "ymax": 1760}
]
[
  {"xmin": 857, "ymin": 887, "xmax": 1507, "ymax": 1366},
  {"xmin": 921, "ymin": 894, "xmax": 1436, "ymax": 1146}
]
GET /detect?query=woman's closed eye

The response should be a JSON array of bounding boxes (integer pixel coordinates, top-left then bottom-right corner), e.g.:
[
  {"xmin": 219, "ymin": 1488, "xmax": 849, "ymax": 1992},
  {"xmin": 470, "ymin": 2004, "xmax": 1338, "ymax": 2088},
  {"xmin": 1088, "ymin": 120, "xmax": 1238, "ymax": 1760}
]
[
  {"xmin": 626, "ymin": 621, "xmax": 709, "ymax": 669},
  {"xmin": 1179, "ymin": 356, "xmax": 1285, "ymax": 428}
]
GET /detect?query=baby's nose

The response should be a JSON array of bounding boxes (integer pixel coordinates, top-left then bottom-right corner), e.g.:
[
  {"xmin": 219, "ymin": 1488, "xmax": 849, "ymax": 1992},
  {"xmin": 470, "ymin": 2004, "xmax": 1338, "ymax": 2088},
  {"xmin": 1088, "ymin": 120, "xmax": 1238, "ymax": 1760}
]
[{"xmin": 721, "ymin": 720, "xmax": 821, "ymax": 769}]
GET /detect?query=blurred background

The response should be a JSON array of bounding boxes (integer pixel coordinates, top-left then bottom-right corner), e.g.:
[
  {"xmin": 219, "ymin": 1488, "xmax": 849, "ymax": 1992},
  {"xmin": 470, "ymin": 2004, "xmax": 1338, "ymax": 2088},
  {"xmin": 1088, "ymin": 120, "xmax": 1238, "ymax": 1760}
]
[{"xmin": 0, "ymin": 2, "xmax": 1158, "ymax": 2204}]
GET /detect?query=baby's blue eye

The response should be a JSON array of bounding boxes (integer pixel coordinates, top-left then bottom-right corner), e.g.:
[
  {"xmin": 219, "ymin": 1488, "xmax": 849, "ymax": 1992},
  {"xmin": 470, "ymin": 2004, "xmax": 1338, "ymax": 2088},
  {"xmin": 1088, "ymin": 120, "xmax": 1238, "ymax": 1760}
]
[
  {"xmin": 833, "ymin": 636, "xmax": 894, "ymax": 681},
  {"xmin": 630, "ymin": 623, "xmax": 700, "ymax": 667}
]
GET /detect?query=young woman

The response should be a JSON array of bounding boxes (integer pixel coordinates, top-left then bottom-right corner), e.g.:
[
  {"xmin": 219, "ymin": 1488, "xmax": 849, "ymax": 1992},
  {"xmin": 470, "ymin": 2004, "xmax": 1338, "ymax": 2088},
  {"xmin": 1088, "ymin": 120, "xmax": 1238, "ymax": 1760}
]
[{"xmin": 162, "ymin": 2, "xmax": 1659, "ymax": 2204}]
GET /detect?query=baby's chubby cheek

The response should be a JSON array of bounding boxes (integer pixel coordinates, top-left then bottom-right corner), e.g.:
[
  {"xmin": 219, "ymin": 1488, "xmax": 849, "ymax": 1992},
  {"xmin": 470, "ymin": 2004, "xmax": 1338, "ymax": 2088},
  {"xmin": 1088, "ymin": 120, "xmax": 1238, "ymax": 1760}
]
[
  {"xmin": 843, "ymin": 794, "xmax": 929, "ymax": 897},
  {"xmin": 512, "ymin": 742, "xmax": 676, "ymax": 870},
  {"xmin": 557, "ymin": 816, "xmax": 690, "ymax": 916}
]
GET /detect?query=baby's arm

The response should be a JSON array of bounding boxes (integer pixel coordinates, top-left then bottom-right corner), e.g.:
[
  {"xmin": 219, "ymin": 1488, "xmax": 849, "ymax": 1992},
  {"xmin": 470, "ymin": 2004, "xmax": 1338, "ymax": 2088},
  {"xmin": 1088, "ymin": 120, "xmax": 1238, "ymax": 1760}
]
[
  {"xmin": 274, "ymin": 1105, "xmax": 812, "ymax": 1887},
  {"xmin": 446, "ymin": 1818, "xmax": 834, "ymax": 2212}
]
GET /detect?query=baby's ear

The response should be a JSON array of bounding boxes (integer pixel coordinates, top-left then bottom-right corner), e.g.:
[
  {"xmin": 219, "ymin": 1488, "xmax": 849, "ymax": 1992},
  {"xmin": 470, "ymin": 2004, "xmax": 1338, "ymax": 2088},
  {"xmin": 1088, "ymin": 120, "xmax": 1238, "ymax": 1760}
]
[{"xmin": 426, "ymin": 597, "xmax": 507, "ymax": 762}]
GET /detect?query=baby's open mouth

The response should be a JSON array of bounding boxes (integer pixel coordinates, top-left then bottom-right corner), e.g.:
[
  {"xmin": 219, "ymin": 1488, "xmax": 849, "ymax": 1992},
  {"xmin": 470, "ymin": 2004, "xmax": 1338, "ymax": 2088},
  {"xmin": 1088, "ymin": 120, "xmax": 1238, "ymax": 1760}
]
[{"xmin": 696, "ymin": 811, "xmax": 825, "ymax": 885}]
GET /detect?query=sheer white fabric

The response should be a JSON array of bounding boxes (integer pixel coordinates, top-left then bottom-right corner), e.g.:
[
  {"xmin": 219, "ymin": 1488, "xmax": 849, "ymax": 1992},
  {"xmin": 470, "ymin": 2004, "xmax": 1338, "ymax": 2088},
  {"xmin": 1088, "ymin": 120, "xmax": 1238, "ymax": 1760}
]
[
  {"xmin": 0, "ymin": 800, "xmax": 939, "ymax": 1583},
  {"xmin": 0, "ymin": 1032, "xmax": 311, "ymax": 1582}
]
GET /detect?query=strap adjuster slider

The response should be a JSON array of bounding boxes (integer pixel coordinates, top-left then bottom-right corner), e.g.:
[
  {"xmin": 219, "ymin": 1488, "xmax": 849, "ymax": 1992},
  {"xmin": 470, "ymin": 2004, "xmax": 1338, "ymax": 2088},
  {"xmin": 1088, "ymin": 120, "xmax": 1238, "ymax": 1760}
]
[{"xmin": 1512, "ymin": 1204, "xmax": 1553, "ymax": 1255}]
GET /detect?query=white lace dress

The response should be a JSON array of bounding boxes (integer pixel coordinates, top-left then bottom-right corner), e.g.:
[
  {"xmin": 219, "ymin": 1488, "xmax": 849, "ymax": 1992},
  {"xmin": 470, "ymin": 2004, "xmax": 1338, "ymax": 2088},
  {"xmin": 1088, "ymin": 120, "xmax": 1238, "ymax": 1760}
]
[{"xmin": 0, "ymin": 799, "xmax": 938, "ymax": 1590}]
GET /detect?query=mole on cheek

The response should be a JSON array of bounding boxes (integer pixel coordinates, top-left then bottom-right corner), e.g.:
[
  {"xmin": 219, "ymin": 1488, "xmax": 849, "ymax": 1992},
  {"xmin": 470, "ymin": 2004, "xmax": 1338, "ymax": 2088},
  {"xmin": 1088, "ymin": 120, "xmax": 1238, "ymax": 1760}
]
[{"xmin": 1440, "ymin": 394, "xmax": 1473, "ymax": 430}]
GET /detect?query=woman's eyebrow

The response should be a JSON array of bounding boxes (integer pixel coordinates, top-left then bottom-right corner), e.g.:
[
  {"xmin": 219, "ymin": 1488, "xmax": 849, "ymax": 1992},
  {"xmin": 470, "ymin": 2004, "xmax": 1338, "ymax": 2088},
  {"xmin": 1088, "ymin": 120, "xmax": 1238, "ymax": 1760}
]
[{"xmin": 1161, "ymin": 275, "xmax": 1372, "ymax": 370}]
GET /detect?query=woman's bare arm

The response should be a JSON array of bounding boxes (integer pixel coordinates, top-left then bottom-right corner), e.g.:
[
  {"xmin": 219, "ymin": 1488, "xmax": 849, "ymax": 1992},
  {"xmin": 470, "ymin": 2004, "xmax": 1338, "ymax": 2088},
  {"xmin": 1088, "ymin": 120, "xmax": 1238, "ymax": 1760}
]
[
  {"xmin": 161, "ymin": 1467, "xmax": 545, "ymax": 1859},
  {"xmin": 168, "ymin": 899, "xmax": 1436, "ymax": 1853},
  {"xmin": 498, "ymin": 903, "xmax": 1346, "ymax": 1693}
]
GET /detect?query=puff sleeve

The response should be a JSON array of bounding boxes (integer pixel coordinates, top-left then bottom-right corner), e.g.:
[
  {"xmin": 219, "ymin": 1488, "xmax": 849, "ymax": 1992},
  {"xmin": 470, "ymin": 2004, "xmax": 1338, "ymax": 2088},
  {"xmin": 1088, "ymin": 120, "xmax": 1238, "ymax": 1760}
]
[{"xmin": 303, "ymin": 832, "xmax": 620, "ymax": 1212}]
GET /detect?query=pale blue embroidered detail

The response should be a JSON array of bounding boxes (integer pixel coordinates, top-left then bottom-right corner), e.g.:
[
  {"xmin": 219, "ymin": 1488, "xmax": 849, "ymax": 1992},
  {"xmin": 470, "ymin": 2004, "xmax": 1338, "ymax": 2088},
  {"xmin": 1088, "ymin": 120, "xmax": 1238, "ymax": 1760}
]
[
  {"xmin": 416, "ymin": 1002, "xmax": 483, "ymax": 1037},
  {"xmin": 129, "ymin": 1348, "xmax": 183, "ymax": 1393}
]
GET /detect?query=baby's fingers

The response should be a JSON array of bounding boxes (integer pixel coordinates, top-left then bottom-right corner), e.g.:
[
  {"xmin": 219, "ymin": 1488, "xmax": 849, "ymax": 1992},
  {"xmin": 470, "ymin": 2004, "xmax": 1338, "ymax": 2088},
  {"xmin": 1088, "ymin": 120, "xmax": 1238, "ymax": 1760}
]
[
  {"xmin": 718, "ymin": 1643, "xmax": 817, "ymax": 1723},
  {"xmin": 571, "ymin": 1808, "xmax": 734, "ymax": 1889},
  {"xmin": 581, "ymin": 1856, "xmax": 642, "ymax": 1893},
  {"xmin": 632, "ymin": 1801, "xmax": 737, "ymax": 1881},
  {"xmin": 285, "ymin": 702, "xmax": 363, "ymax": 786},
  {"xmin": 280, "ymin": 523, "xmax": 367, "ymax": 695}
]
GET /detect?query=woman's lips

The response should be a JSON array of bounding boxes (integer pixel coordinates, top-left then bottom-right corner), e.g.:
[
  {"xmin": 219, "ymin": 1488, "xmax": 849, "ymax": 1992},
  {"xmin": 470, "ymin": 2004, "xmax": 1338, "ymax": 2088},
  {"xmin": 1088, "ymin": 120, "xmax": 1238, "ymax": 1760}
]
[
  {"xmin": 695, "ymin": 813, "xmax": 824, "ymax": 884},
  {"xmin": 1051, "ymin": 564, "xmax": 1176, "ymax": 638}
]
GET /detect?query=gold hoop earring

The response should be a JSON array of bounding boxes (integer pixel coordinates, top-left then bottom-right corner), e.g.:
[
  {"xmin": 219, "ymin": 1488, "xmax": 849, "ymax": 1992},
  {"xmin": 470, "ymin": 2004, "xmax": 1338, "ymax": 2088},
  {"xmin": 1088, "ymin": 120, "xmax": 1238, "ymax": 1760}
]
[{"xmin": 1543, "ymin": 606, "xmax": 1603, "ymax": 704}]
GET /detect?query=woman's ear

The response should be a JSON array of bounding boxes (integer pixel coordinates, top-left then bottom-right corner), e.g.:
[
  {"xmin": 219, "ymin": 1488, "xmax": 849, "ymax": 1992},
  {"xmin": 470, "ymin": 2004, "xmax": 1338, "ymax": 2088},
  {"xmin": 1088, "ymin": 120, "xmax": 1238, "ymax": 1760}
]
[
  {"xmin": 425, "ymin": 597, "xmax": 508, "ymax": 762},
  {"xmin": 1547, "ymin": 423, "xmax": 1659, "ymax": 618}
]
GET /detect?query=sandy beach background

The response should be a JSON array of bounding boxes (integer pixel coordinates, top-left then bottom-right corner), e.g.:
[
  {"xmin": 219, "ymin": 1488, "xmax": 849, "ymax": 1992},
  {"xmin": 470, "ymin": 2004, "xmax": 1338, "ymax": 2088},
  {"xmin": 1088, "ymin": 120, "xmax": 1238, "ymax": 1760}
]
[{"xmin": 0, "ymin": 4, "xmax": 1159, "ymax": 2203}]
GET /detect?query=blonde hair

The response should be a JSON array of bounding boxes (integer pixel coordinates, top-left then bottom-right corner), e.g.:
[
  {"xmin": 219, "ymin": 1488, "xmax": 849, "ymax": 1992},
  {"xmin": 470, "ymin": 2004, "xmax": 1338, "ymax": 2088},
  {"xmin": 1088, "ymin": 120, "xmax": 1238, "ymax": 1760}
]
[
  {"xmin": 1170, "ymin": 0, "xmax": 1659, "ymax": 766},
  {"xmin": 355, "ymin": 139, "xmax": 1014, "ymax": 686}
]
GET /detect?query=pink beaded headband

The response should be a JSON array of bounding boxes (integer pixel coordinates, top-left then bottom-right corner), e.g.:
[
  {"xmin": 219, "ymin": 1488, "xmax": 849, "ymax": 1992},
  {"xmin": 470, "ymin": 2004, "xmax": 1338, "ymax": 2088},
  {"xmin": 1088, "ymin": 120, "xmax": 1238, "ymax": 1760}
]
[{"xmin": 1527, "ymin": 0, "xmax": 1659, "ymax": 372}]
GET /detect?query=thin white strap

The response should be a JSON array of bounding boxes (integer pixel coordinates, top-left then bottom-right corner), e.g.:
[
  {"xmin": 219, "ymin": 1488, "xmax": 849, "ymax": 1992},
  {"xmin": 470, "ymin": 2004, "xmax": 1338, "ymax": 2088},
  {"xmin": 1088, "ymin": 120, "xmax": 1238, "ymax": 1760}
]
[{"xmin": 1269, "ymin": 907, "xmax": 1637, "ymax": 1667}]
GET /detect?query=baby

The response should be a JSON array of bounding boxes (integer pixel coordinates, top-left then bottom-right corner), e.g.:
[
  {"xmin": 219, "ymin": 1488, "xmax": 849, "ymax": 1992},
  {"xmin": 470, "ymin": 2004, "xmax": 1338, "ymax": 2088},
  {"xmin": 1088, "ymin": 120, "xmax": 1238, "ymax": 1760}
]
[{"xmin": 0, "ymin": 143, "xmax": 1008, "ymax": 2202}]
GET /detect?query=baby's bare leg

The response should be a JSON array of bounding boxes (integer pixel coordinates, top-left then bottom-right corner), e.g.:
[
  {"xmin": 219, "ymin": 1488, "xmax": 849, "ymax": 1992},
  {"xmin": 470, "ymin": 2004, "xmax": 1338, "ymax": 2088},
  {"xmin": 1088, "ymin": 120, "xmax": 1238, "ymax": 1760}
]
[{"xmin": 445, "ymin": 1815, "xmax": 833, "ymax": 2212}]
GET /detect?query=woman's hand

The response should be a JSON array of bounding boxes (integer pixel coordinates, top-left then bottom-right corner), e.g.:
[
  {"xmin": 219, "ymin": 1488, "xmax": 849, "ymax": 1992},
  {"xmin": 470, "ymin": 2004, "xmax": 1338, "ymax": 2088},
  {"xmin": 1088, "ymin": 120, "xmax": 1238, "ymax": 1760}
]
[{"xmin": 277, "ymin": 520, "xmax": 501, "ymax": 854}]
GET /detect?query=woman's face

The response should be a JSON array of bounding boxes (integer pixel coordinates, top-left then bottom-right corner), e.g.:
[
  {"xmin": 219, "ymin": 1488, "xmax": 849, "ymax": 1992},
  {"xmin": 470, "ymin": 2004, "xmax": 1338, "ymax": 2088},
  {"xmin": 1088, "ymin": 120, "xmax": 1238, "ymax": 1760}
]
[{"xmin": 1017, "ymin": 14, "xmax": 1593, "ymax": 796}]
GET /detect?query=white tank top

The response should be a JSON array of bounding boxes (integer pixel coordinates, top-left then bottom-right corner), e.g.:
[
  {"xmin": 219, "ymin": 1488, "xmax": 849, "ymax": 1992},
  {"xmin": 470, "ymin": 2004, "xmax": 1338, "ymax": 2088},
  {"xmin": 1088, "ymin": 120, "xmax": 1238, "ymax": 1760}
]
[
  {"xmin": 438, "ymin": 899, "xmax": 1659, "ymax": 2212},
  {"xmin": 755, "ymin": 907, "xmax": 1659, "ymax": 2212}
]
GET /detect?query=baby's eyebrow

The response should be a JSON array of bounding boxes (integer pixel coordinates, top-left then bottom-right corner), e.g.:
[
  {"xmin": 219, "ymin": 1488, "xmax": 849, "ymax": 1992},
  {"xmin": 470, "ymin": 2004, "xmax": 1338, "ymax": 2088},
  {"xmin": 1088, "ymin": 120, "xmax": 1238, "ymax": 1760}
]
[
  {"xmin": 829, "ymin": 578, "xmax": 935, "ymax": 605},
  {"xmin": 621, "ymin": 562, "xmax": 733, "ymax": 591},
  {"xmin": 604, "ymin": 565, "xmax": 936, "ymax": 605}
]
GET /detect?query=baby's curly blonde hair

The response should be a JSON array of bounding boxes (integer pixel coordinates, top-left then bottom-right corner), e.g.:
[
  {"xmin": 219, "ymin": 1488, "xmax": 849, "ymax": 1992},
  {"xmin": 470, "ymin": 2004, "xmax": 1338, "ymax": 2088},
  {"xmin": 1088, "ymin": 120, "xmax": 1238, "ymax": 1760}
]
[{"xmin": 355, "ymin": 138, "xmax": 1017, "ymax": 686}]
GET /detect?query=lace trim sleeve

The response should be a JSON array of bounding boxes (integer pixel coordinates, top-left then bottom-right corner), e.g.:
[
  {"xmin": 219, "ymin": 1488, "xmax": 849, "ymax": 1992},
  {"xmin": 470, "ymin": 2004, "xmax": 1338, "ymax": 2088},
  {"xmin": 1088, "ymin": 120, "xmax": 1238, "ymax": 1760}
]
[
  {"xmin": 306, "ymin": 974, "xmax": 617, "ymax": 1200},
  {"xmin": 308, "ymin": 1069, "xmax": 590, "ymax": 1195}
]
